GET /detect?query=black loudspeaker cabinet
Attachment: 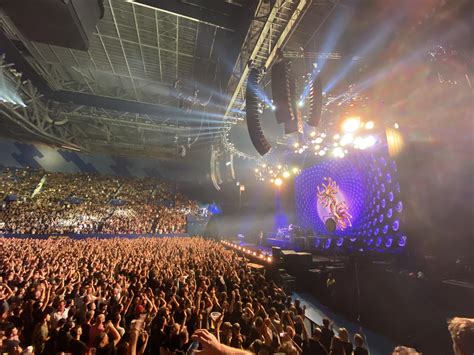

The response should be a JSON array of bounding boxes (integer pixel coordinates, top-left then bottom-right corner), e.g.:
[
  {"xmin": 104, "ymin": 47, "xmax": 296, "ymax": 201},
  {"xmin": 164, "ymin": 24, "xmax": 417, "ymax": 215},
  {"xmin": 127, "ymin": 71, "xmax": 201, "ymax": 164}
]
[
  {"xmin": 294, "ymin": 236, "xmax": 306, "ymax": 251},
  {"xmin": 284, "ymin": 250, "xmax": 312, "ymax": 275},
  {"xmin": 3, "ymin": 0, "xmax": 102, "ymax": 51},
  {"xmin": 306, "ymin": 236, "xmax": 316, "ymax": 250},
  {"xmin": 295, "ymin": 252, "xmax": 312, "ymax": 269}
]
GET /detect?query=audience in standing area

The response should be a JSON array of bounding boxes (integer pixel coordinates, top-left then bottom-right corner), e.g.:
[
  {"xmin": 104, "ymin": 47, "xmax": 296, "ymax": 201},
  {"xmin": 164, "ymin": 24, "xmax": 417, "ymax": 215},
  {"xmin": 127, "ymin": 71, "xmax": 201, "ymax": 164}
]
[{"xmin": 0, "ymin": 236, "xmax": 378, "ymax": 355}]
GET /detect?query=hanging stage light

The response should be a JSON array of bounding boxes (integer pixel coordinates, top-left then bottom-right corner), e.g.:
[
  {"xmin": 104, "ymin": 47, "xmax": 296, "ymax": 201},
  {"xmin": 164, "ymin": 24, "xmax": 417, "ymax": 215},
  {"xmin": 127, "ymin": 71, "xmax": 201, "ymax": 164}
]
[{"xmin": 341, "ymin": 116, "xmax": 361, "ymax": 132}]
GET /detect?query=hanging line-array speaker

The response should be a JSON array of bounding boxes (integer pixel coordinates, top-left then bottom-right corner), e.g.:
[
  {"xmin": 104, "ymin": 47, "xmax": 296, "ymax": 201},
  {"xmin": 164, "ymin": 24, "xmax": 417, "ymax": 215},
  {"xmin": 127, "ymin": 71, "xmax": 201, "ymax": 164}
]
[
  {"xmin": 271, "ymin": 59, "xmax": 295, "ymax": 124},
  {"xmin": 307, "ymin": 75, "xmax": 323, "ymax": 127},
  {"xmin": 245, "ymin": 67, "xmax": 271, "ymax": 156},
  {"xmin": 283, "ymin": 74, "xmax": 302, "ymax": 134}
]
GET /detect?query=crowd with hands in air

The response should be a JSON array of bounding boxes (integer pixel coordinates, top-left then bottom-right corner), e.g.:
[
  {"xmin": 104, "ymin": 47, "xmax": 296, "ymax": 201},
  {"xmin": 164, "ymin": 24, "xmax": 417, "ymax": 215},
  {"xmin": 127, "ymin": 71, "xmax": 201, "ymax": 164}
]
[{"xmin": 0, "ymin": 237, "xmax": 368, "ymax": 354}]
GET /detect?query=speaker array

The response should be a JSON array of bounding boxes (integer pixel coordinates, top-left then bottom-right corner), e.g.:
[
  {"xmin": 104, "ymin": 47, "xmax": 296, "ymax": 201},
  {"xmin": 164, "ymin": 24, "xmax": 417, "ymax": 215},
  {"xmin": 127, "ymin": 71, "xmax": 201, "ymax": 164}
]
[
  {"xmin": 245, "ymin": 68, "xmax": 272, "ymax": 156},
  {"xmin": 307, "ymin": 75, "xmax": 323, "ymax": 127},
  {"xmin": 271, "ymin": 59, "xmax": 295, "ymax": 124},
  {"xmin": 283, "ymin": 75, "xmax": 300, "ymax": 134},
  {"xmin": 244, "ymin": 53, "xmax": 324, "ymax": 155}
]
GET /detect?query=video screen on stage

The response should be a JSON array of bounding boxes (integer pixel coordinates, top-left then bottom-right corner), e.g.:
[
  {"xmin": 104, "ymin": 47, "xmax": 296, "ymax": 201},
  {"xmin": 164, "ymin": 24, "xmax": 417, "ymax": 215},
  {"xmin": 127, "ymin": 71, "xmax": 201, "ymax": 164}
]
[{"xmin": 295, "ymin": 148, "xmax": 406, "ymax": 251}]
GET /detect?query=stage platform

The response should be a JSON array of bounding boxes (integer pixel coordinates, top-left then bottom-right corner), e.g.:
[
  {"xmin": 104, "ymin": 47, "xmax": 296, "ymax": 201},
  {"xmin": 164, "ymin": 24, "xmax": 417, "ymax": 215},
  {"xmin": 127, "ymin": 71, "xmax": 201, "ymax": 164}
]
[{"xmin": 266, "ymin": 237, "xmax": 293, "ymax": 249}]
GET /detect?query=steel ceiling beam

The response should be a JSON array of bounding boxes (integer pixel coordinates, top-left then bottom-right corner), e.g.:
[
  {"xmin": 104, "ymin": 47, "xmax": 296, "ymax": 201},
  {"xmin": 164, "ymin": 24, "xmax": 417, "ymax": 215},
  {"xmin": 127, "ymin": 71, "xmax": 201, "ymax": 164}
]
[
  {"xmin": 133, "ymin": 0, "xmax": 240, "ymax": 31},
  {"xmin": 107, "ymin": 0, "xmax": 139, "ymax": 100},
  {"xmin": 63, "ymin": 110, "xmax": 191, "ymax": 133},
  {"xmin": 0, "ymin": 30, "xmax": 220, "ymax": 119},
  {"xmin": 154, "ymin": 10, "xmax": 164, "ymax": 82}
]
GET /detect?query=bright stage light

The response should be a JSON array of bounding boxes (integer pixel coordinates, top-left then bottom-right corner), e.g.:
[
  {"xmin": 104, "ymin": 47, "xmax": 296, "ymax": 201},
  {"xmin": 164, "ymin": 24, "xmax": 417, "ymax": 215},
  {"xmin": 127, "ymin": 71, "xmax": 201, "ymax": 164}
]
[
  {"xmin": 318, "ymin": 150, "xmax": 326, "ymax": 156},
  {"xmin": 270, "ymin": 178, "xmax": 274, "ymax": 183},
  {"xmin": 315, "ymin": 137, "xmax": 323, "ymax": 144},
  {"xmin": 277, "ymin": 165, "xmax": 282, "ymax": 170},
  {"xmin": 364, "ymin": 135, "xmax": 376, "ymax": 147},
  {"xmin": 294, "ymin": 142, "xmax": 299, "ymax": 148},
  {"xmin": 292, "ymin": 167, "xmax": 299, "ymax": 174},
  {"xmin": 255, "ymin": 168, "xmax": 259, "ymax": 173},
  {"xmin": 354, "ymin": 135, "xmax": 375, "ymax": 150},
  {"xmin": 342, "ymin": 116, "xmax": 361, "ymax": 132},
  {"xmin": 340, "ymin": 133, "xmax": 353, "ymax": 146},
  {"xmin": 314, "ymin": 145, "xmax": 321, "ymax": 150},
  {"xmin": 298, "ymin": 148, "xmax": 304, "ymax": 154},
  {"xmin": 297, "ymin": 100, "xmax": 304, "ymax": 107},
  {"xmin": 332, "ymin": 147, "xmax": 345, "ymax": 158},
  {"xmin": 262, "ymin": 164, "xmax": 267, "ymax": 168},
  {"xmin": 333, "ymin": 134, "xmax": 340, "ymax": 140},
  {"xmin": 274, "ymin": 178, "xmax": 283, "ymax": 187},
  {"xmin": 394, "ymin": 122, "xmax": 399, "ymax": 129},
  {"xmin": 365, "ymin": 121, "xmax": 375, "ymax": 129},
  {"xmin": 269, "ymin": 170, "xmax": 273, "ymax": 174},
  {"xmin": 310, "ymin": 131, "xmax": 316, "ymax": 137},
  {"xmin": 320, "ymin": 133, "xmax": 327, "ymax": 138},
  {"xmin": 282, "ymin": 171, "xmax": 290, "ymax": 178},
  {"xmin": 271, "ymin": 105, "xmax": 276, "ymax": 111}
]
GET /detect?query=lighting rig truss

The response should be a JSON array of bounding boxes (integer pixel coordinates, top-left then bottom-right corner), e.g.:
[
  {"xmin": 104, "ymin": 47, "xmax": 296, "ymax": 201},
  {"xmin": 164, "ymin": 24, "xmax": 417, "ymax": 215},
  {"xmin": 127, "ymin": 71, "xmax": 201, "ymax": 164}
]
[
  {"xmin": 0, "ymin": 56, "xmax": 209, "ymax": 158},
  {"xmin": 0, "ymin": 56, "xmax": 83, "ymax": 150}
]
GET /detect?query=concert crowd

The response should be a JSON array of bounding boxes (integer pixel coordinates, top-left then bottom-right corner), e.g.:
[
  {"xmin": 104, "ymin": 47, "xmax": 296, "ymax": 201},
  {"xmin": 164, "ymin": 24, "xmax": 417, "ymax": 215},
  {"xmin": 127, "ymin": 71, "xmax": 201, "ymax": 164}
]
[
  {"xmin": 0, "ymin": 236, "xmax": 371, "ymax": 355},
  {"xmin": 0, "ymin": 168, "xmax": 472, "ymax": 355}
]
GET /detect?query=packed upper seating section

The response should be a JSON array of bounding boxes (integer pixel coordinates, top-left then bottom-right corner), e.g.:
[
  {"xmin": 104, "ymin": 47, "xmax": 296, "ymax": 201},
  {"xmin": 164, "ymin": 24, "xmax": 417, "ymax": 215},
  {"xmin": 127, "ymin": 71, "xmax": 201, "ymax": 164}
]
[{"xmin": 0, "ymin": 167, "xmax": 197, "ymax": 234}]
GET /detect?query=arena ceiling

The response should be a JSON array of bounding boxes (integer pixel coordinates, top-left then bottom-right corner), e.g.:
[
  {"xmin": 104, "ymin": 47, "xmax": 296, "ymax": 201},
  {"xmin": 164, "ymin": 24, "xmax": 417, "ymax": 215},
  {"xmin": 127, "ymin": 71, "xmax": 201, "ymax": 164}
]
[
  {"xmin": 0, "ymin": 0, "xmax": 470, "ymax": 160},
  {"xmin": 0, "ymin": 0, "xmax": 345, "ymax": 158}
]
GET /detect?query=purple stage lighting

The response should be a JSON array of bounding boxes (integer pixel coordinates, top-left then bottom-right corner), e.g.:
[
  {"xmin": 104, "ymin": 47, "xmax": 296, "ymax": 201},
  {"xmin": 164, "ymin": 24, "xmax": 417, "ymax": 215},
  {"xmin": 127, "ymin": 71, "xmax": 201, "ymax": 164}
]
[{"xmin": 295, "ymin": 146, "xmax": 406, "ymax": 252}]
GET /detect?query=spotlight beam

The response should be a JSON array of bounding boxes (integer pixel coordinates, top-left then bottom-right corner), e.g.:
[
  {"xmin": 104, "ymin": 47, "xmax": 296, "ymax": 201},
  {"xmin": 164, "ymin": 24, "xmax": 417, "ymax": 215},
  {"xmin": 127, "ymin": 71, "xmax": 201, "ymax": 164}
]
[{"xmin": 324, "ymin": 14, "xmax": 401, "ymax": 93}]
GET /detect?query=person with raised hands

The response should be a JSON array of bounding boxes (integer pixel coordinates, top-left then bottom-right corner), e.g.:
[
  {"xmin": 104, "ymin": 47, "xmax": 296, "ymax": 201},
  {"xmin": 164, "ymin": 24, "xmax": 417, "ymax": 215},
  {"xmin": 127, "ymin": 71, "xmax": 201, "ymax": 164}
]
[{"xmin": 191, "ymin": 328, "xmax": 252, "ymax": 355}]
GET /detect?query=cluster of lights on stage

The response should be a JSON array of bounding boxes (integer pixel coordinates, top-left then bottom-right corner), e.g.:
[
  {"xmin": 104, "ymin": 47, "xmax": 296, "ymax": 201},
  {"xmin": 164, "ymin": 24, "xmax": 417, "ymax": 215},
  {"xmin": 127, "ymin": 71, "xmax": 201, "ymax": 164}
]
[
  {"xmin": 221, "ymin": 241, "xmax": 273, "ymax": 263},
  {"xmin": 293, "ymin": 116, "xmax": 378, "ymax": 159},
  {"xmin": 254, "ymin": 163, "xmax": 301, "ymax": 186}
]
